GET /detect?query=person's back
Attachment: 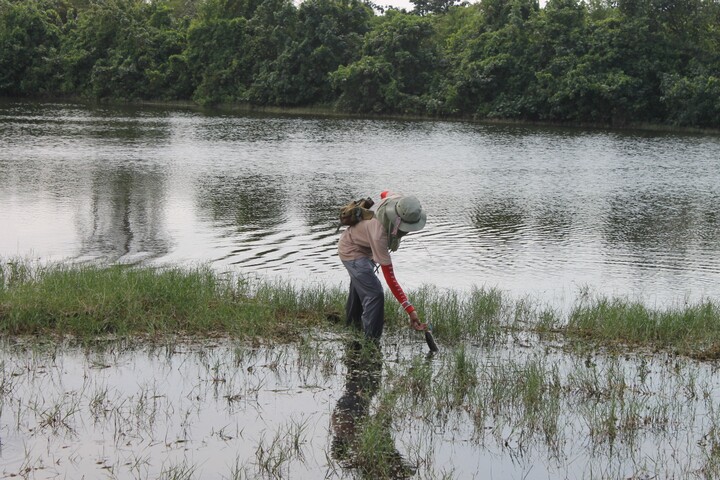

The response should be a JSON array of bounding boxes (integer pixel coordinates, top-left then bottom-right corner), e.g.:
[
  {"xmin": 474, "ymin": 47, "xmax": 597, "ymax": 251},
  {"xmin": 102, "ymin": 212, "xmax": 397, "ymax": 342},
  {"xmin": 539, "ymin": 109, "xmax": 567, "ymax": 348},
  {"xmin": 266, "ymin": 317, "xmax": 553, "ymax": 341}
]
[{"xmin": 338, "ymin": 216, "xmax": 391, "ymax": 266}]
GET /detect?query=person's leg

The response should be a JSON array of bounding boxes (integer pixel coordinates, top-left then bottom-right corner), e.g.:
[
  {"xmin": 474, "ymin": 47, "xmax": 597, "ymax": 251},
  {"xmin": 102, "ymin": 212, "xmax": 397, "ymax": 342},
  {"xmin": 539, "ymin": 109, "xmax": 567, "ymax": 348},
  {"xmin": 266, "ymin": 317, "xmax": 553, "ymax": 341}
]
[
  {"xmin": 342, "ymin": 258, "xmax": 384, "ymax": 339},
  {"xmin": 345, "ymin": 278, "xmax": 363, "ymax": 331}
]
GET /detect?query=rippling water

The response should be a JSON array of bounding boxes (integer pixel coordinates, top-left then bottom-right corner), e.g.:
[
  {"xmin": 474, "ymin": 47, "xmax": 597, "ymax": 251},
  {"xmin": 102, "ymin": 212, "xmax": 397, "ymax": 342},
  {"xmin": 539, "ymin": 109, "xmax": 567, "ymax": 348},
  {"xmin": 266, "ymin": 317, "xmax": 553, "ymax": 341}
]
[{"xmin": 2, "ymin": 100, "xmax": 720, "ymax": 308}]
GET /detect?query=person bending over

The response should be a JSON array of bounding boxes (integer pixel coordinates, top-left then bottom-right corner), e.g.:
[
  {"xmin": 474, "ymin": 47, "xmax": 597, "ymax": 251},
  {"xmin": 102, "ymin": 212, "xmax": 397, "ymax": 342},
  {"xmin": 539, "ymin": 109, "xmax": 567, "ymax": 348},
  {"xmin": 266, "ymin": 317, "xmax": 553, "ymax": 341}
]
[{"xmin": 337, "ymin": 191, "xmax": 427, "ymax": 340}]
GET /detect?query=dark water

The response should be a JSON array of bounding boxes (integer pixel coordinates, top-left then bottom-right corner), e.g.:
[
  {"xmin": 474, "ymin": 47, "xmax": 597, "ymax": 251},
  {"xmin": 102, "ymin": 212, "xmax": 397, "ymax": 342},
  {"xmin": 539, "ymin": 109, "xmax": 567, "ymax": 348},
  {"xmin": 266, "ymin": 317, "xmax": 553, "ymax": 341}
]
[{"xmin": 2, "ymin": 100, "xmax": 720, "ymax": 308}]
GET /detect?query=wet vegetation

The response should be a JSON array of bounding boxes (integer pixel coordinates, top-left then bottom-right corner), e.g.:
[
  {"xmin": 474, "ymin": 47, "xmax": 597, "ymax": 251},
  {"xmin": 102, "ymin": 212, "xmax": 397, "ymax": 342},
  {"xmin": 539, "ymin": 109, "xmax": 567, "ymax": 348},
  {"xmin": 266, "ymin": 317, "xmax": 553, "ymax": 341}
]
[
  {"xmin": 0, "ymin": 260, "xmax": 343, "ymax": 340},
  {"xmin": 3, "ymin": 260, "xmax": 720, "ymax": 359},
  {"xmin": 3, "ymin": 260, "xmax": 720, "ymax": 477},
  {"xmin": 3, "ymin": 328, "xmax": 720, "ymax": 477},
  {"xmin": 1, "ymin": 0, "xmax": 719, "ymax": 128}
]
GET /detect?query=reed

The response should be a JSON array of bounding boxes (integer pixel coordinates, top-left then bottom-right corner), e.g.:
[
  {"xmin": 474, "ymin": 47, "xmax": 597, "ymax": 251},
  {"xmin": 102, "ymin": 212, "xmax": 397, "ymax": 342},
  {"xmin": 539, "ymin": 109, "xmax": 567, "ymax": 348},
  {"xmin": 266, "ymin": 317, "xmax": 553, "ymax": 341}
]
[
  {"xmin": 3, "ymin": 260, "xmax": 720, "ymax": 357},
  {"xmin": 159, "ymin": 461, "xmax": 196, "ymax": 480}
]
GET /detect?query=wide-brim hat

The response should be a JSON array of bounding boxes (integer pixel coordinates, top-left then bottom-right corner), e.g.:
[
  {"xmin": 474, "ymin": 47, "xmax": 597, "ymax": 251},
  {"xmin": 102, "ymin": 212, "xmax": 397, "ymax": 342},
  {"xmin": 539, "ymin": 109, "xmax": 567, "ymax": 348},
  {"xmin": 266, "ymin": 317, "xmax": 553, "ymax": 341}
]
[{"xmin": 377, "ymin": 195, "xmax": 427, "ymax": 233}]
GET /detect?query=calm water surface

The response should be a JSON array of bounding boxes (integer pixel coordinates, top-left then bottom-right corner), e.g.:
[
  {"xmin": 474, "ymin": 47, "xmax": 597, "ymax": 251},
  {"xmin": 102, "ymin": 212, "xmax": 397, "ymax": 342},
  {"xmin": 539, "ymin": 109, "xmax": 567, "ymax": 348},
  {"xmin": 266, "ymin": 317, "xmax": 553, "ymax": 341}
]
[{"xmin": 2, "ymin": 100, "xmax": 720, "ymax": 308}]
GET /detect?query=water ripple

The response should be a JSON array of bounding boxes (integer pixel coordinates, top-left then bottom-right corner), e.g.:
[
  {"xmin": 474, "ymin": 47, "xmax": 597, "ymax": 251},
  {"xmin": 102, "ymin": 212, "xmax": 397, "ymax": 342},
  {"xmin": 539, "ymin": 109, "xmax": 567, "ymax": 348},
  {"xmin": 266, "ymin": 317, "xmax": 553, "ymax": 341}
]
[{"xmin": 3, "ymin": 101, "xmax": 720, "ymax": 307}]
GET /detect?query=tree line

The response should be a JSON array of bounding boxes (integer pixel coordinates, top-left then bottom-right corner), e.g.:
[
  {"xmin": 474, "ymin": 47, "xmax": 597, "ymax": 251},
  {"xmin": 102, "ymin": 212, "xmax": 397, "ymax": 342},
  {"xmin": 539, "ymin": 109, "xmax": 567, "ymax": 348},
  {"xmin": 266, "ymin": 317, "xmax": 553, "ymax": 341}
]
[{"xmin": 1, "ymin": 0, "xmax": 719, "ymax": 128}]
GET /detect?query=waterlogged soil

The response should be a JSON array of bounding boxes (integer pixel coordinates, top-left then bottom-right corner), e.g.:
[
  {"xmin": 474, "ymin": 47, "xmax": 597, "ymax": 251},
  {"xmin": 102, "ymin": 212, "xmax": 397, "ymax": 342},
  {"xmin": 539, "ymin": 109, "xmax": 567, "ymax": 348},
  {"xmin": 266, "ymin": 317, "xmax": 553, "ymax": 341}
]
[{"xmin": 1, "ymin": 333, "xmax": 720, "ymax": 479}]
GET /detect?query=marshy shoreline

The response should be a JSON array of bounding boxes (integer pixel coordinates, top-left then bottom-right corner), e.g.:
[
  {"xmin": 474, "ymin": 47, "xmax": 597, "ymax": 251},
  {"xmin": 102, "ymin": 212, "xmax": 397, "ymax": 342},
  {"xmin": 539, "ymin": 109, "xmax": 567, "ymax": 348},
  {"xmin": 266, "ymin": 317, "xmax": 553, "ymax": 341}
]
[
  {"xmin": 3, "ymin": 260, "xmax": 720, "ymax": 479},
  {"xmin": 2, "ymin": 260, "xmax": 719, "ymax": 359}
]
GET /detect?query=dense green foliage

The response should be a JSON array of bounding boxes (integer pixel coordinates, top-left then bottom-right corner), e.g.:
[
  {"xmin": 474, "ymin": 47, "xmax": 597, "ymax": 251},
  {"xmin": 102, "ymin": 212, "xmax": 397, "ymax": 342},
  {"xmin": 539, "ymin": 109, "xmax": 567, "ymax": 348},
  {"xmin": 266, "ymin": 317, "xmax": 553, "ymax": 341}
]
[{"xmin": 1, "ymin": 0, "xmax": 719, "ymax": 127}]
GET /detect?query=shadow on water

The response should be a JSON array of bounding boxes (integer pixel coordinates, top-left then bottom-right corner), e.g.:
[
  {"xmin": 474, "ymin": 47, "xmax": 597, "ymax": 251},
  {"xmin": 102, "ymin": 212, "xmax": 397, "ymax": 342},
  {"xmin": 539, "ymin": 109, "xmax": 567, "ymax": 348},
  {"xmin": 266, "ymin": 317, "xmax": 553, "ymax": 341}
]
[
  {"xmin": 469, "ymin": 197, "xmax": 574, "ymax": 242},
  {"xmin": 604, "ymin": 191, "xmax": 720, "ymax": 249},
  {"xmin": 331, "ymin": 341, "xmax": 416, "ymax": 479},
  {"xmin": 603, "ymin": 191, "xmax": 720, "ymax": 275},
  {"xmin": 195, "ymin": 174, "xmax": 358, "ymax": 272},
  {"xmin": 300, "ymin": 182, "xmax": 364, "ymax": 229},
  {"xmin": 469, "ymin": 197, "xmax": 527, "ymax": 239}
]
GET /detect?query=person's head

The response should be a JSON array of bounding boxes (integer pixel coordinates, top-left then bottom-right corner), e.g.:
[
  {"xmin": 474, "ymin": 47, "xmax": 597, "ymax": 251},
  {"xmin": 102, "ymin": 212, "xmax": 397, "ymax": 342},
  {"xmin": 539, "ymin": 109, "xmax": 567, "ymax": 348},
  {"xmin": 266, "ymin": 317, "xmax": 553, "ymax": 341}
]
[{"xmin": 376, "ymin": 194, "xmax": 426, "ymax": 250}]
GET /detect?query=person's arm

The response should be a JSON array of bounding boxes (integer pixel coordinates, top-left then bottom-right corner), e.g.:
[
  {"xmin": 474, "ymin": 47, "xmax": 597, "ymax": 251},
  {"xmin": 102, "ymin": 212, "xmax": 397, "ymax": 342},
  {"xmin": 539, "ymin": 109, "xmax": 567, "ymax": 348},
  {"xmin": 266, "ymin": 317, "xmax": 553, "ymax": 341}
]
[{"xmin": 380, "ymin": 263, "xmax": 426, "ymax": 330}]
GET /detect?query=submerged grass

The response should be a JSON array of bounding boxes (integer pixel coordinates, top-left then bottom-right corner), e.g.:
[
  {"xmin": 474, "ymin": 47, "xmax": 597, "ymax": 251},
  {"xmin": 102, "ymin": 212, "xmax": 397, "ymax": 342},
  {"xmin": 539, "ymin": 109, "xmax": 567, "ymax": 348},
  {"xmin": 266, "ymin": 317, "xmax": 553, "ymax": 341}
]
[{"xmin": 3, "ymin": 259, "xmax": 720, "ymax": 357}]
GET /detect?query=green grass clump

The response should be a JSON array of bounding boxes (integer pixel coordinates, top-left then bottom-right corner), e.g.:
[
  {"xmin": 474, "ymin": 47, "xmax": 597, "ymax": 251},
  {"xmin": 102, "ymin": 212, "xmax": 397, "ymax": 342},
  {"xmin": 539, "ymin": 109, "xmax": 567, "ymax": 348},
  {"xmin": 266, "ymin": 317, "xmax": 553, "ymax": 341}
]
[
  {"xmin": 567, "ymin": 294, "xmax": 720, "ymax": 357},
  {"xmin": 410, "ymin": 285, "xmax": 507, "ymax": 344},
  {"xmin": 0, "ymin": 261, "xmax": 345, "ymax": 340}
]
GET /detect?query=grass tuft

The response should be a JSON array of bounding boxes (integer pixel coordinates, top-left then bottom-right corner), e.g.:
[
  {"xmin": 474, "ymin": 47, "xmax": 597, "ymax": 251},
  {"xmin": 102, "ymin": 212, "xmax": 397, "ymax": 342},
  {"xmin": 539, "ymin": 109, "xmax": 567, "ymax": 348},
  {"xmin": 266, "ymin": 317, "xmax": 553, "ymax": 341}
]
[{"xmin": 567, "ymin": 293, "xmax": 720, "ymax": 356}]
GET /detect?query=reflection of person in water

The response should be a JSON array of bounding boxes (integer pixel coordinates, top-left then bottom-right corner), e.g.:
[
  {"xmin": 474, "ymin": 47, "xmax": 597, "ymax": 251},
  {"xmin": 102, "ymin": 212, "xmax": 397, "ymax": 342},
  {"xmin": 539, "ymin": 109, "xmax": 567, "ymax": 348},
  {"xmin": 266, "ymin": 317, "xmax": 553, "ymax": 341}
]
[{"xmin": 330, "ymin": 341, "xmax": 415, "ymax": 478}]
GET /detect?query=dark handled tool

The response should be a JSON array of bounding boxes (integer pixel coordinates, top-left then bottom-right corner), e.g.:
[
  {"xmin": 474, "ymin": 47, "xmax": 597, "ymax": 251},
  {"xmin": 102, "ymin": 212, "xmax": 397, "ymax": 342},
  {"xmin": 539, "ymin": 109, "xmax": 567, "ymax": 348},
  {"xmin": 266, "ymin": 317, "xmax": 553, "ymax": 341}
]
[{"xmin": 424, "ymin": 324, "xmax": 438, "ymax": 353}]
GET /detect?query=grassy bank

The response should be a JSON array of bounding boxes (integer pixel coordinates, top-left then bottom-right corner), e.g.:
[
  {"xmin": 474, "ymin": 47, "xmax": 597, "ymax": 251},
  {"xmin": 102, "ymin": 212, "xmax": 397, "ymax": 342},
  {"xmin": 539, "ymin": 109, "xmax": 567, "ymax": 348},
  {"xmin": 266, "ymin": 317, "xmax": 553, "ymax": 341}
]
[
  {"xmin": 0, "ymin": 261, "xmax": 344, "ymax": 340},
  {"xmin": 2, "ymin": 261, "xmax": 720, "ymax": 357},
  {"xmin": 566, "ymin": 294, "xmax": 720, "ymax": 359}
]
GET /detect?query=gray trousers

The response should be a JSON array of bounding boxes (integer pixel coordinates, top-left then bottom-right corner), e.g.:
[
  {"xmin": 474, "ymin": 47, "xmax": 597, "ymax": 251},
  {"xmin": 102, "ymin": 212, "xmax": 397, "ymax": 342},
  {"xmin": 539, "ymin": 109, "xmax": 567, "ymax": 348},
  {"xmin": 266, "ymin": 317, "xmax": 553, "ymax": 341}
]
[{"xmin": 342, "ymin": 257, "xmax": 384, "ymax": 339}]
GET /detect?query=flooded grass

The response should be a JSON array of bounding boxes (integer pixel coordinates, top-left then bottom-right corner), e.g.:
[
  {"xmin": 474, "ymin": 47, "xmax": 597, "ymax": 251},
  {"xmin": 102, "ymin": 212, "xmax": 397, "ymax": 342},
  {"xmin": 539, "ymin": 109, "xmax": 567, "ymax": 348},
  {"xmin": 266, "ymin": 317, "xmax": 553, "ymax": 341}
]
[
  {"xmin": 3, "ymin": 336, "xmax": 720, "ymax": 478},
  {"xmin": 4, "ymin": 260, "xmax": 720, "ymax": 478},
  {"xmin": 567, "ymin": 291, "xmax": 720, "ymax": 358}
]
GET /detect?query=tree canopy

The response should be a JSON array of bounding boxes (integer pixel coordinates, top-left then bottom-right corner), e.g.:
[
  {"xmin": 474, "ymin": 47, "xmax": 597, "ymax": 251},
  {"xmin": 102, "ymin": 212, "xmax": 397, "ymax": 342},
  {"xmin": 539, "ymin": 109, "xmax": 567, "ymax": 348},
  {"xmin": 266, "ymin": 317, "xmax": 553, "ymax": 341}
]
[{"xmin": 1, "ymin": 0, "xmax": 718, "ymax": 127}]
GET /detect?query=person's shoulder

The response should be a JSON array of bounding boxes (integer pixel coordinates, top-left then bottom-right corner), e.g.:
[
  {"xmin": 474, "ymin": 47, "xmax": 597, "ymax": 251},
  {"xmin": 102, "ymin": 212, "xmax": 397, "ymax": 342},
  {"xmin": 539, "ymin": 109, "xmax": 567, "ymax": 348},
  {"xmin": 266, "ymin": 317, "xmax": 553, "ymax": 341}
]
[
  {"xmin": 365, "ymin": 217, "xmax": 383, "ymax": 228},
  {"xmin": 365, "ymin": 217, "xmax": 386, "ymax": 236}
]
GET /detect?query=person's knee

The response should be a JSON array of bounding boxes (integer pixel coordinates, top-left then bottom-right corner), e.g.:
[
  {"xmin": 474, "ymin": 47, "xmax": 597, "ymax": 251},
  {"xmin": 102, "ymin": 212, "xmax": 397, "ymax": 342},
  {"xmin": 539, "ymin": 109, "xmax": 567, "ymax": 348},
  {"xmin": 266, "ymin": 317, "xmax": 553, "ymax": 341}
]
[{"xmin": 368, "ymin": 289, "xmax": 384, "ymax": 304}]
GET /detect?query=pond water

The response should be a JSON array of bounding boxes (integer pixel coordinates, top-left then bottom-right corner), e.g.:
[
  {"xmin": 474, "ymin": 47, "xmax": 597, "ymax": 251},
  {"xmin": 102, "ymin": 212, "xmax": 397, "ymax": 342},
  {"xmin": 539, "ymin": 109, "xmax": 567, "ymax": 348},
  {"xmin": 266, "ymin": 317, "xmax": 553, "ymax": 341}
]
[
  {"xmin": 2, "ymin": 336, "xmax": 720, "ymax": 479},
  {"xmin": 2, "ymin": 100, "xmax": 720, "ymax": 309}
]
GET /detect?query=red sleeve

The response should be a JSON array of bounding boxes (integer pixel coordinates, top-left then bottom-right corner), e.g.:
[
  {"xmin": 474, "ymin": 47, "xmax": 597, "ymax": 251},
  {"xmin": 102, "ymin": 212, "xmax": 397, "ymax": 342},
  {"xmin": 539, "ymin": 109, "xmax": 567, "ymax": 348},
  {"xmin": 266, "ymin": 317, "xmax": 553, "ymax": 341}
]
[{"xmin": 381, "ymin": 264, "xmax": 415, "ymax": 314}]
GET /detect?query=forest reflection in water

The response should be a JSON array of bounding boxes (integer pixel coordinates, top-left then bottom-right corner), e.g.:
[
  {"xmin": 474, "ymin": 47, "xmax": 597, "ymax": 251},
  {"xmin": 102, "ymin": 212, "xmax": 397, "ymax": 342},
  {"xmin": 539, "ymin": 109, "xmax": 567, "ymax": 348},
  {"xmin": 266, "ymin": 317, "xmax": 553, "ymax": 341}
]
[{"xmin": 1, "ymin": 100, "xmax": 720, "ymax": 309}]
